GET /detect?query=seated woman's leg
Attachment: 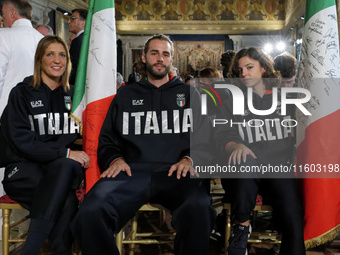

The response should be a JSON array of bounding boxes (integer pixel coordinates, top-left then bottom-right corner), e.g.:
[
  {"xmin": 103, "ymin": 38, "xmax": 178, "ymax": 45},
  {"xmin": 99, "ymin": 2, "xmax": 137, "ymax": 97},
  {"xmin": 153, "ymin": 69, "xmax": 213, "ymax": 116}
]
[
  {"xmin": 3, "ymin": 161, "xmax": 45, "ymax": 208},
  {"xmin": 28, "ymin": 158, "xmax": 84, "ymax": 222},
  {"xmin": 48, "ymin": 190, "xmax": 79, "ymax": 255},
  {"xmin": 226, "ymin": 178, "xmax": 258, "ymax": 255},
  {"xmin": 226, "ymin": 156, "xmax": 260, "ymax": 255},
  {"xmin": 230, "ymin": 178, "xmax": 259, "ymax": 223},
  {"xmin": 263, "ymin": 178, "xmax": 306, "ymax": 255},
  {"xmin": 3, "ymin": 158, "xmax": 84, "ymax": 254}
]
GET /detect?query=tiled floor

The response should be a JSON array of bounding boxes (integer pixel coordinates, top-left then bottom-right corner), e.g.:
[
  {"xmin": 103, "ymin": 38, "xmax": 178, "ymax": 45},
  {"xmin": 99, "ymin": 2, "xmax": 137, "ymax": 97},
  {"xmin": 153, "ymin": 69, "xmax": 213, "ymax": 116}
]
[
  {"xmin": 113, "ymin": 208, "xmax": 340, "ymax": 255},
  {"xmin": 120, "ymin": 237, "xmax": 340, "ymax": 255},
  {"xmin": 2, "ymin": 235, "xmax": 340, "ymax": 254},
  {"xmin": 119, "ymin": 237, "xmax": 340, "ymax": 255},
  {"xmin": 2, "ymin": 183, "xmax": 340, "ymax": 255}
]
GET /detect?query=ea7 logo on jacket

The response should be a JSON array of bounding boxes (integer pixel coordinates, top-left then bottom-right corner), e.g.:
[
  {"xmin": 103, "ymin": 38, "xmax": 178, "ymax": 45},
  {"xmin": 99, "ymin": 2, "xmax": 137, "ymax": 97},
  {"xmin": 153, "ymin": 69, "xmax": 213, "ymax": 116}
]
[
  {"xmin": 30, "ymin": 100, "xmax": 44, "ymax": 108},
  {"xmin": 122, "ymin": 109, "xmax": 192, "ymax": 135},
  {"xmin": 132, "ymin": 99, "xmax": 144, "ymax": 106}
]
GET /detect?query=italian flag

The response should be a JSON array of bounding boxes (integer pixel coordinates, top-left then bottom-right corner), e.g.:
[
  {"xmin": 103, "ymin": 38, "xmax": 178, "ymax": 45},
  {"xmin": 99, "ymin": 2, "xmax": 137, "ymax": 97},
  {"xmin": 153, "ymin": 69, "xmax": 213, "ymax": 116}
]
[
  {"xmin": 296, "ymin": 0, "xmax": 340, "ymax": 248},
  {"xmin": 70, "ymin": 0, "xmax": 116, "ymax": 192}
]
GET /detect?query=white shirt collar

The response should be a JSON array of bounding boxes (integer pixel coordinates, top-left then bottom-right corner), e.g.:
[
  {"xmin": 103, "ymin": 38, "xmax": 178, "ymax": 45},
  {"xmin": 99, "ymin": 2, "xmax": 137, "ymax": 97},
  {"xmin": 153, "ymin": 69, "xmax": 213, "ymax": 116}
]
[
  {"xmin": 11, "ymin": 19, "xmax": 33, "ymax": 28},
  {"xmin": 76, "ymin": 30, "xmax": 84, "ymax": 37}
]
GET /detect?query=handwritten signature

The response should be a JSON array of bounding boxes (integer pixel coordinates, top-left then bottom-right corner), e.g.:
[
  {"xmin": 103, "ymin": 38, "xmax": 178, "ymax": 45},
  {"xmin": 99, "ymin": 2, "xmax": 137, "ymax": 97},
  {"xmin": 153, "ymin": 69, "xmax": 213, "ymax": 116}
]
[
  {"xmin": 324, "ymin": 28, "xmax": 337, "ymax": 40},
  {"xmin": 95, "ymin": 13, "xmax": 115, "ymax": 32},
  {"xmin": 325, "ymin": 69, "xmax": 337, "ymax": 78},
  {"xmin": 311, "ymin": 49, "xmax": 325, "ymax": 66}
]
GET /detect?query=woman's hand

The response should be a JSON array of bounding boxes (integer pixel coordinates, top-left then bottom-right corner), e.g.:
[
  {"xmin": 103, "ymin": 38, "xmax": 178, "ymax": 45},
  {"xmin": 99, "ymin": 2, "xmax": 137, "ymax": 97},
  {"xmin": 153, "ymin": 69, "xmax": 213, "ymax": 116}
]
[
  {"xmin": 69, "ymin": 150, "xmax": 90, "ymax": 168},
  {"xmin": 228, "ymin": 143, "xmax": 256, "ymax": 165}
]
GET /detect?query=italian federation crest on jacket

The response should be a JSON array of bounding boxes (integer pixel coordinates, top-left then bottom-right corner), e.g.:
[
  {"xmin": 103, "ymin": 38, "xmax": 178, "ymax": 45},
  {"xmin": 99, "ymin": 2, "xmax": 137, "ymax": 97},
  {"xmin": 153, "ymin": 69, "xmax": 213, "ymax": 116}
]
[
  {"xmin": 177, "ymin": 94, "xmax": 185, "ymax": 107},
  {"xmin": 64, "ymin": 96, "xmax": 72, "ymax": 111}
]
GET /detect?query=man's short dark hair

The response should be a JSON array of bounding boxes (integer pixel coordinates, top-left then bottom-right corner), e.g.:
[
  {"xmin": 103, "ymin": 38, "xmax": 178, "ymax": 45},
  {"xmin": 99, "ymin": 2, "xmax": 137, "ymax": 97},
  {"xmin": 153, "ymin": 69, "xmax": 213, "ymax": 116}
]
[
  {"xmin": 3, "ymin": 0, "xmax": 32, "ymax": 20},
  {"xmin": 143, "ymin": 34, "xmax": 174, "ymax": 56},
  {"xmin": 274, "ymin": 52, "xmax": 297, "ymax": 79},
  {"xmin": 72, "ymin": 9, "xmax": 88, "ymax": 21}
]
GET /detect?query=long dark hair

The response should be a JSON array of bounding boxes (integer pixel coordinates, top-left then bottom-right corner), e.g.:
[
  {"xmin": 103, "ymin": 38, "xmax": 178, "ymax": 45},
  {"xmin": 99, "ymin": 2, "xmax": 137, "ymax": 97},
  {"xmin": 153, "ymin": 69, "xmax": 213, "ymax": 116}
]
[{"xmin": 229, "ymin": 47, "xmax": 280, "ymax": 89}]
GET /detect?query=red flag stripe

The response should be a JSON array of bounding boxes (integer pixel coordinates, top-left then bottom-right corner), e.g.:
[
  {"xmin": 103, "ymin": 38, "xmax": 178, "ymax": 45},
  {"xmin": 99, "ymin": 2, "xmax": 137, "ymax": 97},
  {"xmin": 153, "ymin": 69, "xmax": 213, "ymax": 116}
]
[
  {"xmin": 83, "ymin": 95, "xmax": 115, "ymax": 192},
  {"xmin": 296, "ymin": 109, "xmax": 340, "ymax": 246}
]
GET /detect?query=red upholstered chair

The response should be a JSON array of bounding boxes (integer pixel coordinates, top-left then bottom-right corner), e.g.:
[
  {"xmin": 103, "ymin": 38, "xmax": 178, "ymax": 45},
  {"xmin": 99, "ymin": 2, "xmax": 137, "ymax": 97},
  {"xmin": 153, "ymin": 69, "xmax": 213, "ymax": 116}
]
[{"xmin": 0, "ymin": 186, "xmax": 85, "ymax": 255}]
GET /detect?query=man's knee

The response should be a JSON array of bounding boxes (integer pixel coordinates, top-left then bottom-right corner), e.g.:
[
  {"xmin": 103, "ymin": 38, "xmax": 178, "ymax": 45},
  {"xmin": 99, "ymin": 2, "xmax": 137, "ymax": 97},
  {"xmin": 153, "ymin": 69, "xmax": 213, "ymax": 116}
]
[
  {"xmin": 176, "ymin": 189, "xmax": 215, "ymax": 220},
  {"xmin": 79, "ymin": 189, "xmax": 110, "ymax": 217}
]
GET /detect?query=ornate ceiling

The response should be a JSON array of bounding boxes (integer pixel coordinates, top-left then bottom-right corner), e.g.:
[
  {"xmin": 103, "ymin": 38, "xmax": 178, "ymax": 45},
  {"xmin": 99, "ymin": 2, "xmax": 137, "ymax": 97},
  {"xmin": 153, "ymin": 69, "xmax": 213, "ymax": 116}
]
[
  {"xmin": 48, "ymin": 0, "xmax": 306, "ymax": 35},
  {"xmin": 114, "ymin": 0, "xmax": 302, "ymax": 34}
]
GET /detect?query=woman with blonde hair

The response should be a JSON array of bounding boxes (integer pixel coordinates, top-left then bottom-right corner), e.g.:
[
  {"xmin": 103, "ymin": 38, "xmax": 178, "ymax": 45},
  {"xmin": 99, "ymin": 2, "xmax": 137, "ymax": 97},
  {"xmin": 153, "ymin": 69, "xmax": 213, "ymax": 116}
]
[{"xmin": 0, "ymin": 35, "xmax": 89, "ymax": 255}]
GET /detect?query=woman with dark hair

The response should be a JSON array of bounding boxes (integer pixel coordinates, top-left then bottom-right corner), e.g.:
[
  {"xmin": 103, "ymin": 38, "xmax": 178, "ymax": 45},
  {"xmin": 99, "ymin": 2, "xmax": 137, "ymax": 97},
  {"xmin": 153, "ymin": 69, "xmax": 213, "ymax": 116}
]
[
  {"xmin": 0, "ymin": 35, "xmax": 89, "ymax": 255},
  {"xmin": 199, "ymin": 67, "xmax": 223, "ymax": 81},
  {"xmin": 220, "ymin": 49, "xmax": 236, "ymax": 78},
  {"xmin": 217, "ymin": 47, "xmax": 305, "ymax": 255},
  {"xmin": 198, "ymin": 67, "xmax": 223, "ymax": 118}
]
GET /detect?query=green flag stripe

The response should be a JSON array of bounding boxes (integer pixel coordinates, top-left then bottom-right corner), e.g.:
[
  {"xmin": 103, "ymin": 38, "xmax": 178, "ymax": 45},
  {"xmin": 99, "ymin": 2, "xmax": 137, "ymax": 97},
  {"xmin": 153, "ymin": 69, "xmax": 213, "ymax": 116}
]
[
  {"xmin": 94, "ymin": 1, "xmax": 114, "ymax": 13},
  {"xmin": 304, "ymin": 0, "xmax": 335, "ymax": 24},
  {"xmin": 71, "ymin": 0, "xmax": 95, "ymax": 111}
]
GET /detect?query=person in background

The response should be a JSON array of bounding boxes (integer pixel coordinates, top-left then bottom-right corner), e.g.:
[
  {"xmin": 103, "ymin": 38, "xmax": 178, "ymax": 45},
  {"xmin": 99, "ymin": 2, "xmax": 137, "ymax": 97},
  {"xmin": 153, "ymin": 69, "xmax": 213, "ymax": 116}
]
[
  {"xmin": 216, "ymin": 47, "xmax": 305, "ymax": 255},
  {"xmin": 273, "ymin": 52, "xmax": 297, "ymax": 88},
  {"xmin": 68, "ymin": 33, "xmax": 76, "ymax": 48},
  {"xmin": 36, "ymin": 24, "xmax": 53, "ymax": 36},
  {"xmin": 169, "ymin": 65, "xmax": 181, "ymax": 79},
  {"xmin": 0, "ymin": 0, "xmax": 43, "ymax": 116},
  {"xmin": 127, "ymin": 62, "xmax": 140, "ymax": 84},
  {"xmin": 116, "ymin": 72, "xmax": 125, "ymax": 89},
  {"xmin": 199, "ymin": 67, "xmax": 223, "ymax": 83},
  {"xmin": 72, "ymin": 34, "xmax": 215, "ymax": 255},
  {"xmin": 220, "ymin": 50, "xmax": 236, "ymax": 79},
  {"xmin": 0, "ymin": 35, "xmax": 89, "ymax": 255},
  {"xmin": 198, "ymin": 67, "xmax": 223, "ymax": 119},
  {"xmin": 184, "ymin": 74, "xmax": 194, "ymax": 84},
  {"xmin": 68, "ymin": 8, "xmax": 88, "ymax": 85}
]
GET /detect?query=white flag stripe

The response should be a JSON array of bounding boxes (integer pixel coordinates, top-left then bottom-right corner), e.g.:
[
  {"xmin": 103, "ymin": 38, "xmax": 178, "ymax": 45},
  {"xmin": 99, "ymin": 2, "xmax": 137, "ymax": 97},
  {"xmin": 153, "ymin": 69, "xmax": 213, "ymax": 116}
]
[
  {"xmin": 297, "ymin": 5, "xmax": 340, "ymax": 146},
  {"xmin": 72, "ymin": 94, "xmax": 86, "ymax": 123},
  {"xmin": 86, "ymin": 8, "xmax": 116, "ymax": 105}
]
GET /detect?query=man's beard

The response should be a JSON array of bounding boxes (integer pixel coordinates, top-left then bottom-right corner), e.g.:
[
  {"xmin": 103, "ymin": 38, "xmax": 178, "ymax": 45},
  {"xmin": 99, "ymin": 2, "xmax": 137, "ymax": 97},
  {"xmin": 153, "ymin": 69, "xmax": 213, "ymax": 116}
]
[{"xmin": 146, "ymin": 62, "xmax": 170, "ymax": 79}]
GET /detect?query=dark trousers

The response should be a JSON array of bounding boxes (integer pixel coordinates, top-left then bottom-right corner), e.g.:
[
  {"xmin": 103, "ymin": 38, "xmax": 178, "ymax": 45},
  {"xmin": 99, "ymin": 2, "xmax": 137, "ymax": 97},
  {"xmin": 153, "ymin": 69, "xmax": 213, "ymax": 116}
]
[
  {"xmin": 3, "ymin": 158, "xmax": 84, "ymax": 254},
  {"xmin": 230, "ymin": 178, "xmax": 306, "ymax": 255},
  {"xmin": 221, "ymin": 157, "xmax": 306, "ymax": 255},
  {"xmin": 71, "ymin": 170, "xmax": 216, "ymax": 255}
]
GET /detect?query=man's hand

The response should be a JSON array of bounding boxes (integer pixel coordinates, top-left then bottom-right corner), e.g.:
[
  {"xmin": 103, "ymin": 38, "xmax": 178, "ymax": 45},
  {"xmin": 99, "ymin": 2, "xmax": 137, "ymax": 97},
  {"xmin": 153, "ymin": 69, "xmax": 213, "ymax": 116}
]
[
  {"xmin": 168, "ymin": 158, "xmax": 199, "ymax": 179},
  {"xmin": 100, "ymin": 158, "xmax": 131, "ymax": 178},
  {"xmin": 69, "ymin": 150, "xmax": 90, "ymax": 168}
]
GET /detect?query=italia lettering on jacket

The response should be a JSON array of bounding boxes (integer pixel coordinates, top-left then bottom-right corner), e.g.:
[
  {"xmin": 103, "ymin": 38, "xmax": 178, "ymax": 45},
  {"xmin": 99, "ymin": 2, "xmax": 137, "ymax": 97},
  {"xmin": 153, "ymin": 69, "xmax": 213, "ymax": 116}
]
[
  {"xmin": 122, "ymin": 109, "xmax": 193, "ymax": 135},
  {"xmin": 28, "ymin": 112, "xmax": 80, "ymax": 135},
  {"xmin": 237, "ymin": 116, "xmax": 294, "ymax": 144}
]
